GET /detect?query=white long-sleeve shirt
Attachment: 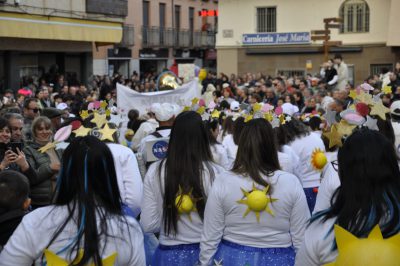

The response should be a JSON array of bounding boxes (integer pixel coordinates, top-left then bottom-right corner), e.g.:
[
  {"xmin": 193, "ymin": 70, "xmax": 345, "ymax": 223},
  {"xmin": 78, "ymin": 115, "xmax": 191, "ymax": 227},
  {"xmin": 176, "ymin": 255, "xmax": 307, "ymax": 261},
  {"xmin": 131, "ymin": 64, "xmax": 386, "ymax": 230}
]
[
  {"xmin": 295, "ymin": 217, "xmax": 337, "ymax": 266},
  {"xmin": 313, "ymin": 164, "xmax": 340, "ymax": 214},
  {"xmin": 131, "ymin": 119, "xmax": 159, "ymax": 152},
  {"xmin": 199, "ymin": 170, "xmax": 310, "ymax": 265},
  {"xmin": 140, "ymin": 161, "xmax": 224, "ymax": 246},
  {"xmin": 280, "ymin": 145, "xmax": 301, "ymax": 180},
  {"xmin": 211, "ymin": 143, "xmax": 231, "ymax": 170},
  {"xmin": 222, "ymin": 134, "xmax": 237, "ymax": 167},
  {"xmin": 107, "ymin": 143, "xmax": 143, "ymax": 217},
  {"xmin": 0, "ymin": 206, "xmax": 146, "ymax": 266},
  {"xmin": 288, "ymin": 133, "xmax": 326, "ymax": 188}
]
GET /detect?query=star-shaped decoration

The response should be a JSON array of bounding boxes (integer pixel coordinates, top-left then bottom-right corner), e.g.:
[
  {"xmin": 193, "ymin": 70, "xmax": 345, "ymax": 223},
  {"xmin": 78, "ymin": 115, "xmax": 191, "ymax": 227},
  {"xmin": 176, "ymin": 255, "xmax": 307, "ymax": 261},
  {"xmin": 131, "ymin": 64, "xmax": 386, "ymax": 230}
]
[
  {"xmin": 73, "ymin": 126, "xmax": 91, "ymax": 137},
  {"xmin": 80, "ymin": 110, "xmax": 89, "ymax": 120},
  {"xmin": 183, "ymin": 106, "xmax": 191, "ymax": 112},
  {"xmin": 244, "ymin": 114, "xmax": 253, "ymax": 123},
  {"xmin": 355, "ymin": 91, "xmax": 373, "ymax": 105},
  {"xmin": 191, "ymin": 98, "xmax": 199, "ymax": 105},
  {"xmin": 364, "ymin": 116, "xmax": 379, "ymax": 131},
  {"xmin": 382, "ymin": 86, "xmax": 392, "ymax": 95},
  {"xmin": 213, "ymin": 259, "xmax": 223, "ymax": 266},
  {"xmin": 197, "ymin": 106, "xmax": 205, "ymax": 115},
  {"xmin": 323, "ymin": 124, "xmax": 343, "ymax": 148},
  {"xmin": 44, "ymin": 249, "xmax": 117, "ymax": 266},
  {"xmin": 105, "ymin": 109, "xmax": 111, "ymax": 117},
  {"xmin": 337, "ymin": 120, "xmax": 356, "ymax": 137},
  {"xmin": 100, "ymin": 101, "xmax": 108, "ymax": 109},
  {"xmin": 38, "ymin": 142, "xmax": 58, "ymax": 153},
  {"xmin": 99, "ymin": 123, "xmax": 117, "ymax": 141},
  {"xmin": 349, "ymin": 90, "xmax": 357, "ymax": 99},
  {"xmin": 324, "ymin": 109, "xmax": 337, "ymax": 126},
  {"xmin": 264, "ymin": 112, "xmax": 273, "ymax": 122},
  {"xmin": 253, "ymin": 103, "xmax": 262, "ymax": 112},
  {"xmin": 91, "ymin": 112, "xmax": 107, "ymax": 128},
  {"xmin": 211, "ymin": 110, "xmax": 220, "ymax": 119},
  {"xmin": 370, "ymin": 101, "xmax": 390, "ymax": 120}
]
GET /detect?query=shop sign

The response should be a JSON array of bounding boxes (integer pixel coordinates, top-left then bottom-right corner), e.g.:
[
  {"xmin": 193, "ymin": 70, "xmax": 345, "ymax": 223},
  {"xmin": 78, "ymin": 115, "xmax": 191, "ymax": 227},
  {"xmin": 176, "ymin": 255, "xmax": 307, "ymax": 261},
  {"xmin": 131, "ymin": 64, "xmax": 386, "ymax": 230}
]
[{"xmin": 242, "ymin": 32, "xmax": 310, "ymax": 46}]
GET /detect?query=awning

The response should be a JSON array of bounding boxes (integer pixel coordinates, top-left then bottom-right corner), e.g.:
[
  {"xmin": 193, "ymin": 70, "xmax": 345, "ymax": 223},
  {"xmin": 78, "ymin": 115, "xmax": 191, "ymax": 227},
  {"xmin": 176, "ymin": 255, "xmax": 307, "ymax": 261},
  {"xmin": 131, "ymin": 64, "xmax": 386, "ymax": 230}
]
[{"xmin": 0, "ymin": 12, "xmax": 123, "ymax": 43}]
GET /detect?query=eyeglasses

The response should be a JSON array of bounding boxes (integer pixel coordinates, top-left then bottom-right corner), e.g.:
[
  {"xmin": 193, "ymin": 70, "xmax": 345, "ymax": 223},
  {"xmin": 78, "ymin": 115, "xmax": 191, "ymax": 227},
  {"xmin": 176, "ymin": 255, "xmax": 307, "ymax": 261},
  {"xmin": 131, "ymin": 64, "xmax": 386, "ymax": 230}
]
[{"xmin": 331, "ymin": 160, "xmax": 338, "ymax": 171}]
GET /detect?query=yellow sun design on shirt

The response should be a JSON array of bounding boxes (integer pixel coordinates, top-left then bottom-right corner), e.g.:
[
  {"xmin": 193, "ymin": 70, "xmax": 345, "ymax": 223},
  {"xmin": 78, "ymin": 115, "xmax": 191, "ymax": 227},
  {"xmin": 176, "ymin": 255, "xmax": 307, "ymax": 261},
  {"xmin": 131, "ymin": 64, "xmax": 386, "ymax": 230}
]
[
  {"xmin": 324, "ymin": 225, "xmax": 400, "ymax": 266},
  {"xmin": 311, "ymin": 148, "xmax": 328, "ymax": 171},
  {"xmin": 175, "ymin": 186, "xmax": 201, "ymax": 222},
  {"xmin": 237, "ymin": 183, "xmax": 278, "ymax": 223}
]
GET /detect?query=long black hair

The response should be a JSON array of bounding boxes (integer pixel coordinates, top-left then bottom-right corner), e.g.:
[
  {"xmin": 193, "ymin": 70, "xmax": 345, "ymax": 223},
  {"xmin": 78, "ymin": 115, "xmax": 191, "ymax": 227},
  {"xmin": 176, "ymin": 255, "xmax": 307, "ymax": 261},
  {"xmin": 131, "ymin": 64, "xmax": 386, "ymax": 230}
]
[
  {"xmin": 44, "ymin": 136, "xmax": 126, "ymax": 265},
  {"xmin": 232, "ymin": 117, "xmax": 246, "ymax": 145},
  {"xmin": 274, "ymin": 116, "xmax": 310, "ymax": 145},
  {"xmin": 232, "ymin": 119, "xmax": 280, "ymax": 188},
  {"xmin": 312, "ymin": 129, "xmax": 400, "ymax": 241},
  {"xmin": 203, "ymin": 119, "xmax": 219, "ymax": 145},
  {"xmin": 161, "ymin": 111, "xmax": 214, "ymax": 235}
]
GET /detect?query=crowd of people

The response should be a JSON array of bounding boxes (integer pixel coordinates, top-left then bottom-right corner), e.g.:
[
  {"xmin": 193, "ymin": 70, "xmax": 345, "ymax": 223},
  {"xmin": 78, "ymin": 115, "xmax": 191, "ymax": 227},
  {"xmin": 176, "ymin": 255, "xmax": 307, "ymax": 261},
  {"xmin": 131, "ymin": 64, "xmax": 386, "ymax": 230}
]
[{"xmin": 0, "ymin": 54, "xmax": 399, "ymax": 265}]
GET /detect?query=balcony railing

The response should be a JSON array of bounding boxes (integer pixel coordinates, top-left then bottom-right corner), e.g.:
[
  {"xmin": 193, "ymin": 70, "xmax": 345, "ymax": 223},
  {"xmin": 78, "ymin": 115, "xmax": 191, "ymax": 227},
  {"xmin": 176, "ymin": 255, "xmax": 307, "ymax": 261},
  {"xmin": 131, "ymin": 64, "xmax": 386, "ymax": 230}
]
[
  {"xmin": 119, "ymin": 24, "xmax": 134, "ymax": 47},
  {"xmin": 142, "ymin": 26, "xmax": 216, "ymax": 48}
]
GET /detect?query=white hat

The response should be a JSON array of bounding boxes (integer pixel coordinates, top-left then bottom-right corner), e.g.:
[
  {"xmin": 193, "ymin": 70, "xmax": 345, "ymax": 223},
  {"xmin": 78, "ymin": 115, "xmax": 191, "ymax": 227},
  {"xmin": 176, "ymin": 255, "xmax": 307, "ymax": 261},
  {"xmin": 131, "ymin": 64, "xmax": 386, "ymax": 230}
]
[
  {"xmin": 56, "ymin": 102, "xmax": 68, "ymax": 110},
  {"xmin": 282, "ymin": 103, "xmax": 299, "ymax": 116},
  {"xmin": 230, "ymin": 101, "xmax": 240, "ymax": 111},
  {"xmin": 390, "ymin": 101, "xmax": 400, "ymax": 116},
  {"xmin": 155, "ymin": 103, "xmax": 175, "ymax": 121},
  {"xmin": 150, "ymin": 103, "xmax": 161, "ymax": 114},
  {"xmin": 222, "ymin": 83, "xmax": 230, "ymax": 89}
]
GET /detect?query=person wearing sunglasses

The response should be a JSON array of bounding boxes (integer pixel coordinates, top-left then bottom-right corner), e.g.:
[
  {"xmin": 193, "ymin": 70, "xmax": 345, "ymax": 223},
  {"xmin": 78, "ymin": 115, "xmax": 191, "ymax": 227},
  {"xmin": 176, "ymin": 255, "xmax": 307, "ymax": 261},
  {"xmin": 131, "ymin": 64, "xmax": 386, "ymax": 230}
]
[{"xmin": 22, "ymin": 98, "xmax": 40, "ymax": 141}]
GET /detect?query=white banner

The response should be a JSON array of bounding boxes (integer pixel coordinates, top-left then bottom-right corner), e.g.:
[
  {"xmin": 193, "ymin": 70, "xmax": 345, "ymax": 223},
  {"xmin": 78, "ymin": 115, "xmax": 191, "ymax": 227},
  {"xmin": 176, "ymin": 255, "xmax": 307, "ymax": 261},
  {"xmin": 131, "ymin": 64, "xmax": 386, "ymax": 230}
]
[{"xmin": 117, "ymin": 79, "xmax": 201, "ymax": 115}]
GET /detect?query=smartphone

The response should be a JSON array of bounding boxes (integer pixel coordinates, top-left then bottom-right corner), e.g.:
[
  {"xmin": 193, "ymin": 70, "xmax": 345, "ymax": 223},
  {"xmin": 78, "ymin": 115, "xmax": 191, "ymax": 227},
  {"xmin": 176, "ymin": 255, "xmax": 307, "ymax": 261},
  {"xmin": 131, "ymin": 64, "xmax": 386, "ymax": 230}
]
[{"xmin": 7, "ymin": 142, "xmax": 24, "ymax": 153}]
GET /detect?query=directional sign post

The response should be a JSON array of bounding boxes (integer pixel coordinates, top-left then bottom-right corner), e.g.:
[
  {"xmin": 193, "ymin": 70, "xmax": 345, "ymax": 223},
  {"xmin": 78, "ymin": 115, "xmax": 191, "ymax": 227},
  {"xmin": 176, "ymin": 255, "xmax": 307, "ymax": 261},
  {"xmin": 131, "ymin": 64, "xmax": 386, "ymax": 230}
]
[{"xmin": 311, "ymin": 17, "xmax": 343, "ymax": 61}]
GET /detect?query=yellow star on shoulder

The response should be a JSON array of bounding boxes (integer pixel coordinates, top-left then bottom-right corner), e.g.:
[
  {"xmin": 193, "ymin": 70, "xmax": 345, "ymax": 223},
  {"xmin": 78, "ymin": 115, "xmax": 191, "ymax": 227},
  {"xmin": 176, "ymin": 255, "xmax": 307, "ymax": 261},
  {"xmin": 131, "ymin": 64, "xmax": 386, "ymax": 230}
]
[
  {"xmin": 264, "ymin": 112, "xmax": 273, "ymax": 122},
  {"xmin": 38, "ymin": 142, "xmax": 57, "ymax": 153},
  {"xmin": 99, "ymin": 123, "xmax": 117, "ymax": 142},
  {"xmin": 237, "ymin": 183, "xmax": 278, "ymax": 223},
  {"xmin": 323, "ymin": 125, "xmax": 343, "ymax": 148},
  {"xmin": 370, "ymin": 101, "xmax": 390, "ymax": 120},
  {"xmin": 73, "ymin": 126, "xmax": 91, "ymax": 137},
  {"xmin": 44, "ymin": 249, "xmax": 117, "ymax": 266},
  {"xmin": 80, "ymin": 110, "xmax": 89, "ymax": 120},
  {"xmin": 91, "ymin": 113, "xmax": 108, "ymax": 128},
  {"xmin": 175, "ymin": 186, "xmax": 200, "ymax": 222},
  {"xmin": 324, "ymin": 225, "xmax": 400, "ymax": 266}
]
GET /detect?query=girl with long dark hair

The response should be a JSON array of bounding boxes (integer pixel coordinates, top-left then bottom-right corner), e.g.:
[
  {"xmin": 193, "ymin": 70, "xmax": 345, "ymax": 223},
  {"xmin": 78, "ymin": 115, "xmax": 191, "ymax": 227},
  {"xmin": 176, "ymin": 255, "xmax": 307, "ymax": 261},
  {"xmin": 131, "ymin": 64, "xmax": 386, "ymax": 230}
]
[
  {"xmin": 204, "ymin": 119, "xmax": 230, "ymax": 170},
  {"xmin": 199, "ymin": 119, "xmax": 310, "ymax": 265},
  {"xmin": 276, "ymin": 117, "xmax": 325, "ymax": 213},
  {"xmin": 141, "ymin": 111, "xmax": 223, "ymax": 266},
  {"xmin": 296, "ymin": 129, "xmax": 400, "ymax": 265},
  {"xmin": 0, "ymin": 136, "xmax": 145, "ymax": 265}
]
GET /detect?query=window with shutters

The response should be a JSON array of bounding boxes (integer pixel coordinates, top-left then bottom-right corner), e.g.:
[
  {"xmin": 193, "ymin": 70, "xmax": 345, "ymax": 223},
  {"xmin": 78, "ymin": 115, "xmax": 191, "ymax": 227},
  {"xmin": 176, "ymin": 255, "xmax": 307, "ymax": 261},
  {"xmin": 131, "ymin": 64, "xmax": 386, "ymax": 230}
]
[
  {"xmin": 256, "ymin": 7, "xmax": 276, "ymax": 33},
  {"xmin": 339, "ymin": 0, "xmax": 369, "ymax": 33}
]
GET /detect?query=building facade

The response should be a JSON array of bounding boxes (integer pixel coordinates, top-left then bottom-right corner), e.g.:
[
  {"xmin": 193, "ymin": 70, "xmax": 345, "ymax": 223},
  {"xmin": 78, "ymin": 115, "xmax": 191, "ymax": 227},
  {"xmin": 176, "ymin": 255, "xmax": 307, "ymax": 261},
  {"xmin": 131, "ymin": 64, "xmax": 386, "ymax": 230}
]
[
  {"xmin": 217, "ymin": 0, "xmax": 400, "ymax": 85},
  {"xmin": 93, "ymin": 0, "xmax": 218, "ymax": 78},
  {"xmin": 0, "ymin": 0, "xmax": 126, "ymax": 91}
]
